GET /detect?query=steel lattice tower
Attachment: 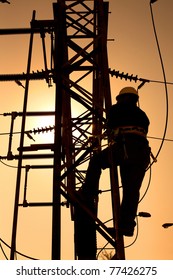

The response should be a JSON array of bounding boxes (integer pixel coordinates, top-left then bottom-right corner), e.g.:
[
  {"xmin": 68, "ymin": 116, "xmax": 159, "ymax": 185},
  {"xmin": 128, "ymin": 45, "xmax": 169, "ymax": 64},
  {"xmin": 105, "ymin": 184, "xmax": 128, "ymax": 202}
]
[{"xmin": 0, "ymin": 0, "xmax": 125, "ymax": 260}]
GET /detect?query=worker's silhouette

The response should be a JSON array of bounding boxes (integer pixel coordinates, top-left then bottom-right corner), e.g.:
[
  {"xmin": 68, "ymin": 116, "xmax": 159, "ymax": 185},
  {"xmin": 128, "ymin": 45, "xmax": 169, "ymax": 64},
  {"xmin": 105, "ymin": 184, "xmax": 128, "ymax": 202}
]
[{"xmin": 81, "ymin": 87, "xmax": 150, "ymax": 235}]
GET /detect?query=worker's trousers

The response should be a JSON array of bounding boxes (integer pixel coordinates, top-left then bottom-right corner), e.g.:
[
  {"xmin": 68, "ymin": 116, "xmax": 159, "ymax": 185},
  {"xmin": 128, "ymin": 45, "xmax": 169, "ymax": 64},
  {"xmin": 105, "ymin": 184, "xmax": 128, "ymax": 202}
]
[{"xmin": 82, "ymin": 135, "xmax": 151, "ymax": 233}]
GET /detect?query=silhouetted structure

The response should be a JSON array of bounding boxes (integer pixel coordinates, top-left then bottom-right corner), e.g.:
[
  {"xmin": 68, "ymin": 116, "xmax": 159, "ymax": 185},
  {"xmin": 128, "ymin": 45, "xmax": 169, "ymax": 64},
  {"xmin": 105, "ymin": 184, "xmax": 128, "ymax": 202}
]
[{"xmin": 0, "ymin": 0, "xmax": 125, "ymax": 260}]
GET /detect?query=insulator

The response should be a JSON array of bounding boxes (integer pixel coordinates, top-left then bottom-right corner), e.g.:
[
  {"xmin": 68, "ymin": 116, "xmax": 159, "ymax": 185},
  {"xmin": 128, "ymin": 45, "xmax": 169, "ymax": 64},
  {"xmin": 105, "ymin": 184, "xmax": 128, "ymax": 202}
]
[
  {"xmin": 32, "ymin": 125, "xmax": 55, "ymax": 135},
  {"xmin": 0, "ymin": 0, "xmax": 10, "ymax": 4},
  {"xmin": 138, "ymin": 211, "xmax": 151, "ymax": 217},
  {"xmin": 162, "ymin": 223, "xmax": 173, "ymax": 228},
  {"xmin": 109, "ymin": 68, "xmax": 138, "ymax": 82}
]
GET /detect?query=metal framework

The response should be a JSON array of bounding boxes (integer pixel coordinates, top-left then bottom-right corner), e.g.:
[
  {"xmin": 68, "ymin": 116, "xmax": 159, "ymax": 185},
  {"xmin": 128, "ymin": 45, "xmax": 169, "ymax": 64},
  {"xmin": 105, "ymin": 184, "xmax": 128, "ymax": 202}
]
[{"xmin": 0, "ymin": 0, "xmax": 125, "ymax": 260}]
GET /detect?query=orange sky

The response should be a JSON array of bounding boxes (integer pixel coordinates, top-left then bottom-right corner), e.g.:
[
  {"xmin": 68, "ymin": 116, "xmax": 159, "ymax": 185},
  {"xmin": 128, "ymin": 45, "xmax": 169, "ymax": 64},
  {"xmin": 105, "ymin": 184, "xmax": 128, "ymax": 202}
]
[{"xmin": 0, "ymin": 0, "xmax": 173, "ymax": 260}]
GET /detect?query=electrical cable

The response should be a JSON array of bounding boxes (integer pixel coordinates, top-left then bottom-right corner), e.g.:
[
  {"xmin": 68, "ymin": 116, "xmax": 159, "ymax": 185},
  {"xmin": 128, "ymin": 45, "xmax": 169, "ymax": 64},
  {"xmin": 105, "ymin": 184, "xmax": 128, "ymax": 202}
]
[
  {"xmin": 148, "ymin": 136, "xmax": 173, "ymax": 142},
  {"xmin": 0, "ymin": 240, "xmax": 8, "ymax": 260},
  {"xmin": 149, "ymin": 79, "xmax": 173, "ymax": 85},
  {"xmin": 109, "ymin": 2, "xmax": 169, "ymax": 169},
  {"xmin": 0, "ymin": 237, "xmax": 38, "ymax": 260},
  {"xmin": 115, "ymin": 1, "xmax": 169, "ymax": 250},
  {"xmin": 0, "ymin": 159, "xmax": 18, "ymax": 169},
  {"xmin": 147, "ymin": 1, "xmax": 169, "ymax": 167},
  {"xmin": 133, "ymin": 0, "xmax": 167, "ymax": 237},
  {"xmin": 96, "ymin": 242, "xmax": 109, "ymax": 259},
  {"xmin": 139, "ymin": 162, "xmax": 152, "ymax": 204},
  {"xmin": 1, "ymin": 128, "xmax": 173, "ymax": 143}
]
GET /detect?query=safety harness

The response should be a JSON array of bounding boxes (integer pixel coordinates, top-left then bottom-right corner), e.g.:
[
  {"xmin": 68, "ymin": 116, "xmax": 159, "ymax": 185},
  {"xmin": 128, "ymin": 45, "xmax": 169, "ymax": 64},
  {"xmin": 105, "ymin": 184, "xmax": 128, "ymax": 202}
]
[{"xmin": 112, "ymin": 126, "xmax": 147, "ymax": 138}]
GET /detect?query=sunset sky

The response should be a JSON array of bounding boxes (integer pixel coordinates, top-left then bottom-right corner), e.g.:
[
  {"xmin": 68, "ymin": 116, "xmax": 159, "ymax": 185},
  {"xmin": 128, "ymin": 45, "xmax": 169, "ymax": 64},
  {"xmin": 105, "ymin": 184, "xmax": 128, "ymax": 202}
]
[{"xmin": 0, "ymin": 0, "xmax": 173, "ymax": 260}]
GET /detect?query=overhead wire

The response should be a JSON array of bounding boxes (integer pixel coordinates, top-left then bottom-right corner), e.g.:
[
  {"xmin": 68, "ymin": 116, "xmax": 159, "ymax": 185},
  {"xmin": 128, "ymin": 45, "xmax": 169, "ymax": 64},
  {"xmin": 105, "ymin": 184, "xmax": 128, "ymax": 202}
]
[
  {"xmin": 139, "ymin": 159, "xmax": 152, "ymax": 203},
  {"xmin": 148, "ymin": 136, "xmax": 173, "ymax": 142},
  {"xmin": 108, "ymin": 0, "xmax": 170, "ymax": 251},
  {"xmin": 0, "ymin": 159, "xmax": 18, "ymax": 169},
  {"xmin": 127, "ymin": 1, "xmax": 169, "ymax": 250},
  {"xmin": 133, "ymin": 0, "xmax": 169, "ymax": 245},
  {"xmin": 0, "ymin": 237, "xmax": 38, "ymax": 260},
  {"xmin": 125, "ymin": 0, "xmax": 170, "ymax": 210},
  {"xmin": 0, "ymin": 240, "xmax": 8, "ymax": 260},
  {"xmin": 109, "ymin": 3, "xmax": 169, "ymax": 168},
  {"xmin": 147, "ymin": 1, "xmax": 169, "ymax": 165}
]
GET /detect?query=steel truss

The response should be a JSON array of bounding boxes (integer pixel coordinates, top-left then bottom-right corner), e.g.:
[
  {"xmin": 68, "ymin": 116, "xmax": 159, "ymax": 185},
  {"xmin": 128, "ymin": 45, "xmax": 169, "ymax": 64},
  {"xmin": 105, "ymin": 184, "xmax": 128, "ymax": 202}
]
[{"xmin": 0, "ymin": 0, "xmax": 125, "ymax": 260}]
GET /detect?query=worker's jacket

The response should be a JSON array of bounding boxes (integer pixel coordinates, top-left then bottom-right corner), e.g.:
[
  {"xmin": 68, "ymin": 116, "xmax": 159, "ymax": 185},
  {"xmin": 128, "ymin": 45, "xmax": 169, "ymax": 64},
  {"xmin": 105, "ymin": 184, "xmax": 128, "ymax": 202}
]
[
  {"xmin": 107, "ymin": 101, "xmax": 150, "ymax": 168},
  {"xmin": 107, "ymin": 101, "xmax": 149, "ymax": 133}
]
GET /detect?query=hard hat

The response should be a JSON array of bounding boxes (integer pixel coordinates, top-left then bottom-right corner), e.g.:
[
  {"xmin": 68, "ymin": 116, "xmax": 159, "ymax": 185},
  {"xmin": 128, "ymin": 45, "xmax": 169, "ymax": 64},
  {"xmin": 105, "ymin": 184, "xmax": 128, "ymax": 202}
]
[{"xmin": 116, "ymin": 87, "xmax": 138, "ymax": 100}]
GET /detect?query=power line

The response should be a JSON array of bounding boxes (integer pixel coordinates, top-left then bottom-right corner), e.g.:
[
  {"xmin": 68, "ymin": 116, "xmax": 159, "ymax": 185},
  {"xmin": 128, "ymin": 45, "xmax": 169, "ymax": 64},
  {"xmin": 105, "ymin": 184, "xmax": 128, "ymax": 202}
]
[
  {"xmin": 147, "ymin": 1, "xmax": 169, "ymax": 167},
  {"xmin": 0, "ymin": 240, "xmax": 8, "ymax": 260},
  {"xmin": 148, "ymin": 136, "xmax": 173, "ymax": 142},
  {"xmin": 1, "ymin": 128, "xmax": 173, "ymax": 142},
  {"xmin": 0, "ymin": 159, "xmax": 18, "ymax": 168},
  {"xmin": 0, "ymin": 237, "xmax": 38, "ymax": 260}
]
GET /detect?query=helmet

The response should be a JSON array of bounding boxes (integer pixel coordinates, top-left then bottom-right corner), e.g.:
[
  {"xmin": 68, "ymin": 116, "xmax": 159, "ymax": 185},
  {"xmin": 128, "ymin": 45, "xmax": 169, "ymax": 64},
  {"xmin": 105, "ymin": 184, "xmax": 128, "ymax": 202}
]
[{"xmin": 116, "ymin": 87, "xmax": 138, "ymax": 101}]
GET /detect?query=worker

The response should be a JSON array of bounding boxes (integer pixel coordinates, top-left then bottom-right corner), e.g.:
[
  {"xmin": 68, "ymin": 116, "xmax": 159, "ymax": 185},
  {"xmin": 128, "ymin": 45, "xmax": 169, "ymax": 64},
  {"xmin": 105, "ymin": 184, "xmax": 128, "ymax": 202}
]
[{"xmin": 79, "ymin": 86, "xmax": 151, "ymax": 237}]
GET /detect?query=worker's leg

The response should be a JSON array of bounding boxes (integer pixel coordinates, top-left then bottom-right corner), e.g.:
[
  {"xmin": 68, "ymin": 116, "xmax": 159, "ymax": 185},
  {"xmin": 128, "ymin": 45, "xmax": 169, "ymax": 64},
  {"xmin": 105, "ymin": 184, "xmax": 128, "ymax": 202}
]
[
  {"xmin": 119, "ymin": 164, "xmax": 146, "ymax": 235},
  {"xmin": 118, "ymin": 136, "xmax": 151, "ymax": 235},
  {"xmin": 75, "ymin": 147, "xmax": 113, "ymax": 260},
  {"xmin": 82, "ymin": 146, "xmax": 113, "ymax": 197}
]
